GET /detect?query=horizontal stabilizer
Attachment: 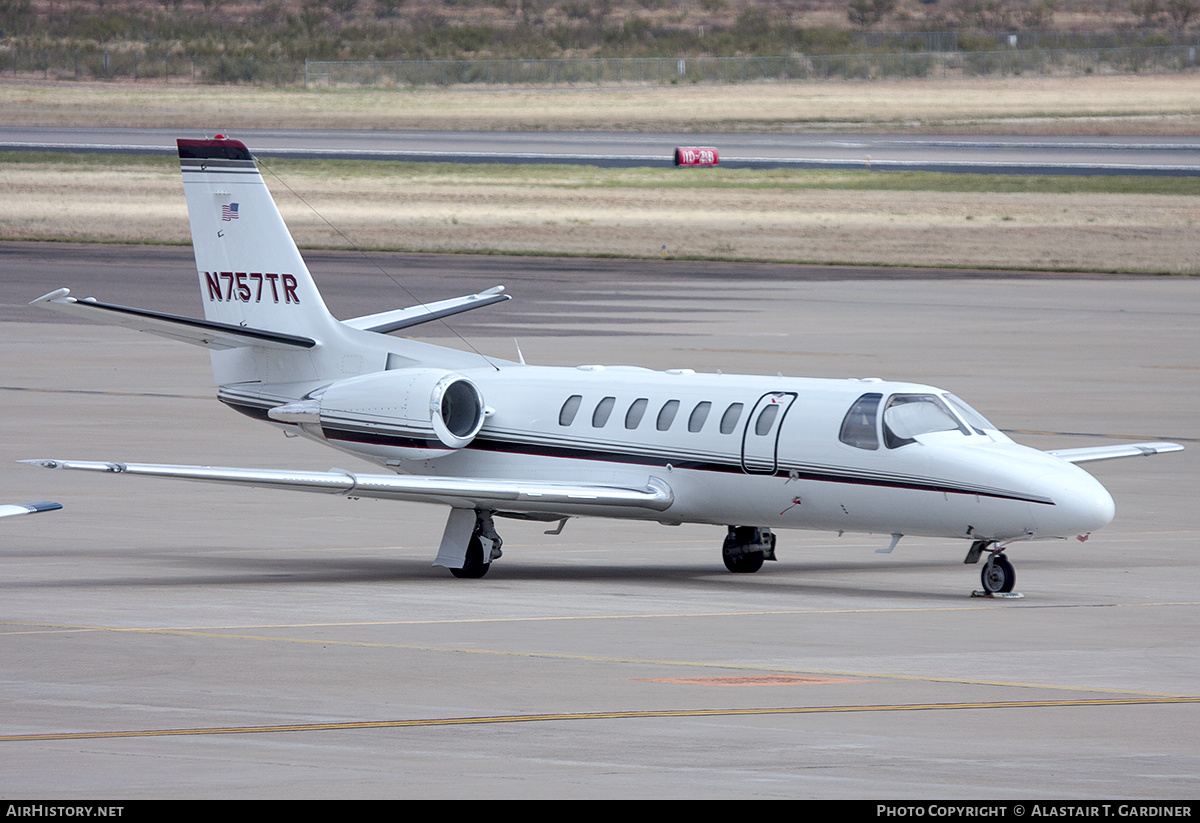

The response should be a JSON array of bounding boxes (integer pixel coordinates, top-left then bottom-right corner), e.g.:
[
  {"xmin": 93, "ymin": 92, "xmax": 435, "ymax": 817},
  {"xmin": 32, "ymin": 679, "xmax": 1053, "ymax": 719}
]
[
  {"xmin": 343, "ymin": 286, "xmax": 509, "ymax": 334},
  {"xmin": 0, "ymin": 500, "xmax": 62, "ymax": 519},
  {"xmin": 1046, "ymin": 442, "xmax": 1184, "ymax": 464},
  {"xmin": 20, "ymin": 459, "xmax": 674, "ymax": 512},
  {"xmin": 30, "ymin": 289, "xmax": 317, "ymax": 351}
]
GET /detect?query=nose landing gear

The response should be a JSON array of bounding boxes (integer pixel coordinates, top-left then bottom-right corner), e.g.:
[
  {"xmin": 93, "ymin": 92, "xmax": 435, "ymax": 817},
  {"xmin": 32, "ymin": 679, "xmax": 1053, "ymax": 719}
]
[
  {"xmin": 980, "ymin": 553, "xmax": 1016, "ymax": 594},
  {"xmin": 966, "ymin": 539, "xmax": 1021, "ymax": 597}
]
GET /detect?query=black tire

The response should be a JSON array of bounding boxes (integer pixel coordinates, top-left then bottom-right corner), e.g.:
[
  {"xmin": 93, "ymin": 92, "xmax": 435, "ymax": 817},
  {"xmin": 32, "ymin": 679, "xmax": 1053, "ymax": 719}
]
[
  {"xmin": 980, "ymin": 554, "xmax": 1015, "ymax": 593},
  {"xmin": 449, "ymin": 535, "xmax": 490, "ymax": 579},
  {"xmin": 723, "ymin": 550, "xmax": 765, "ymax": 574}
]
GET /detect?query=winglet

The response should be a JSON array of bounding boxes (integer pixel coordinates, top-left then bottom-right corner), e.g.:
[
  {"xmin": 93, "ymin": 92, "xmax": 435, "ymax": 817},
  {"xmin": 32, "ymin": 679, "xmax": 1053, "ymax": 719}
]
[{"xmin": 30, "ymin": 288, "xmax": 73, "ymax": 306}]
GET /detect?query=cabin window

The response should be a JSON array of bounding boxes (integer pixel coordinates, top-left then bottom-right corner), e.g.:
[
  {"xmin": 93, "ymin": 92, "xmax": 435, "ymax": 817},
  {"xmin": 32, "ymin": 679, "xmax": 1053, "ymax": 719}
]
[
  {"xmin": 719, "ymin": 403, "xmax": 743, "ymax": 434},
  {"xmin": 592, "ymin": 396, "xmax": 616, "ymax": 427},
  {"xmin": 625, "ymin": 398, "xmax": 648, "ymax": 429},
  {"xmin": 839, "ymin": 393, "xmax": 882, "ymax": 450},
  {"xmin": 883, "ymin": 394, "xmax": 967, "ymax": 448},
  {"xmin": 688, "ymin": 402, "xmax": 712, "ymax": 433},
  {"xmin": 559, "ymin": 395, "xmax": 582, "ymax": 426},
  {"xmin": 754, "ymin": 403, "xmax": 780, "ymax": 436},
  {"xmin": 657, "ymin": 400, "xmax": 680, "ymax": 431}
]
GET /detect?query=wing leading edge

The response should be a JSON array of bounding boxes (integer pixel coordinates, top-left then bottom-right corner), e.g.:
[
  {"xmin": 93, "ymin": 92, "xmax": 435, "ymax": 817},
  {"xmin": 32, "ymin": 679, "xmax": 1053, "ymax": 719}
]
[{"xmin": 19, "ymin": 460, "xmax": 673, "ymax": 513}]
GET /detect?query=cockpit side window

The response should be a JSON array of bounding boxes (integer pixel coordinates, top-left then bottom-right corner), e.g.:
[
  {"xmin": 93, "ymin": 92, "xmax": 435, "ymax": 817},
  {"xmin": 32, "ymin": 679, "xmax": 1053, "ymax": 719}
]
[
  {"xmin": 883, "ymin": 394, "xmax": 968, "ymax": 448},
  {"xmin": 839, "ymin": 393, "xmax": 882, "ymax": 450}
]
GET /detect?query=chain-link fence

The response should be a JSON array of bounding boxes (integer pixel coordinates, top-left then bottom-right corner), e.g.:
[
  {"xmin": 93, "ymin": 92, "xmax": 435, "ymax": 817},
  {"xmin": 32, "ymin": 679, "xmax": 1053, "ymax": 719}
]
[
  {"xmin": 1, "ymin": 45, "xmax": 1197, "ymax": 87},
  {"xmin": 0, "ymin": 50, "xmax": 304, "ymax": 85}
]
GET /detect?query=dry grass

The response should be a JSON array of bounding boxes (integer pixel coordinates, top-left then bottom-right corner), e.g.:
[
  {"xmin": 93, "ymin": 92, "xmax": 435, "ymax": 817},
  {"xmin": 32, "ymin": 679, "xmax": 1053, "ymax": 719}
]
[
  {"xmin": 3, "ymin": 159, "xmax": 1198, "ymax": 273},
  {"xmin": 5, "ymin": 74, "xmax": 1200, "ymax": 133}
]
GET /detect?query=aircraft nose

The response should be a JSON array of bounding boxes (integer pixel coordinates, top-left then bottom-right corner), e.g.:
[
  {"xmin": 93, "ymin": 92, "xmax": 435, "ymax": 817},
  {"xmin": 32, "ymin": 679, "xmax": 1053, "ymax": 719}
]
[{"xmin": 1033, "ymin": 466, "xmax": 1116, "ymax": 538}]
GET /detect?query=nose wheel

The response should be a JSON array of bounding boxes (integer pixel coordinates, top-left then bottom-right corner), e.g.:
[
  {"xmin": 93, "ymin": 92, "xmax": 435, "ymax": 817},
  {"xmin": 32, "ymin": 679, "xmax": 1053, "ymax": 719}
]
[{"xmin": 979, "ymin": 553, "xmax": 1016, "ymax": 594}]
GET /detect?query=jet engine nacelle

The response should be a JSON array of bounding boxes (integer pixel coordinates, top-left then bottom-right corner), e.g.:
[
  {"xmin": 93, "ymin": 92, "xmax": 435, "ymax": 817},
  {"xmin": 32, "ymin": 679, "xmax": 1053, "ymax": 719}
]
[{"xmin": 308, "ymin": 368, "xmax": 487, "ymax": 458}]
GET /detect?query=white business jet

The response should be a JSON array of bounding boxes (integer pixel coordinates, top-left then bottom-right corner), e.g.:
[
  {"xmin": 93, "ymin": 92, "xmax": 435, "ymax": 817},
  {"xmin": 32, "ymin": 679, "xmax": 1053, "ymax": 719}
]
[{"xmin": 24, "ymin": 136, "xmax": 1182, "ymax": 592}]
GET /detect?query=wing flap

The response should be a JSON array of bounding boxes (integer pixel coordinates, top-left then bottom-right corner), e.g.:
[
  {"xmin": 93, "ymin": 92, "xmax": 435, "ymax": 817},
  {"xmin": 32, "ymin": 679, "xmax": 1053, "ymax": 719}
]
[
  {"xmin": 1046, "ymin": 442, "xmax": 1184, "ymax": 464},
  {"xmin": 30, "ymin": 289, "xmax": 317, "ymax": 350},
  {"xmin": 20, "ymin": 459, "xmax": 673, "ymax": 512}
]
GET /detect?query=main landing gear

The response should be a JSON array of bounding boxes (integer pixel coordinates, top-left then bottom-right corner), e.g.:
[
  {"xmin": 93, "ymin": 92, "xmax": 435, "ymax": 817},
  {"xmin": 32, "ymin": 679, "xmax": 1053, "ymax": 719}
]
[
  {"xmin": 722, "ymin": 526, "xmax": 776, "ymax": 573},
  {"xmin": 445, "ymin": 509, "xmax": 503, "ymax": 579},
  {"xmin": 965, "ymin": 539, "xmax": 1017, "ymax": 596}
]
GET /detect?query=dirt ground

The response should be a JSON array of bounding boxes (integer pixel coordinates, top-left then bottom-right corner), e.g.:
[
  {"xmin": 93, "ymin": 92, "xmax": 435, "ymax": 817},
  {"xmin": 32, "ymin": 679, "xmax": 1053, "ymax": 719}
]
[
  {"xmin": 4, "ymin": 73, "xmax": 1200, "ymax": 134},
  {"xmin": 3, "ymin": 75, "xmax": 1199, "ymax": 273},
  {"xmin": 2, "ymin": 161, "xmax": 1197, "ymax": 273}
]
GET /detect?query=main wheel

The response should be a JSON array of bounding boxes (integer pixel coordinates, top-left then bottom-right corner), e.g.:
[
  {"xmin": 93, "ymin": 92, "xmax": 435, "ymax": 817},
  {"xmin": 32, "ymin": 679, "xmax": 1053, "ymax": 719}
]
[
  {"xmin": 723, "ymin": 550, "xmax": 765, "ymax": 574},
  {"xmin": 980, "ymin": 554, "xmax": 1015, "ymax": 593},
  {"xmin": 450, "ymin": 535, "xmax": 490, "ymax": 579}
]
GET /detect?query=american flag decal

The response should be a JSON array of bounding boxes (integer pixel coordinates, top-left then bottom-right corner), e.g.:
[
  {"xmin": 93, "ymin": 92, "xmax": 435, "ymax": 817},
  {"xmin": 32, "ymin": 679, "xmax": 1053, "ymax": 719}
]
[{"xmin": 221, "ymin": 203, "xmax": 240, "ymax": 221}]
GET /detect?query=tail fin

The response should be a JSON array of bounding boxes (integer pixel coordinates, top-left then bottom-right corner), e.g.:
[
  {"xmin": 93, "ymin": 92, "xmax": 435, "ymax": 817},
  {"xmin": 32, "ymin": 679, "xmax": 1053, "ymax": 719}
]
[{"xmin": 178, "ymin": 137, "xmax": 339, "ymax": 341}]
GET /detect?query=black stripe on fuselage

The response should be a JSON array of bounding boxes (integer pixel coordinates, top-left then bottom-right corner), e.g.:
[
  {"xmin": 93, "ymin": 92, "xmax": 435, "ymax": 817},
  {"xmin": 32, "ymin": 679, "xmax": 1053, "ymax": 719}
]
[{"xmin": 317, "ymin": 424, "xmax": 1054, "ymax": 506}]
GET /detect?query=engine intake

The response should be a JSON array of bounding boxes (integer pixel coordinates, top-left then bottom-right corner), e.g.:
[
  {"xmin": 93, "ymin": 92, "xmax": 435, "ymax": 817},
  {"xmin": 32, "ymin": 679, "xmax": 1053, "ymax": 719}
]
[{"xmin": 308, "ymin": 368, "xmax": 486, "ymax": 459}]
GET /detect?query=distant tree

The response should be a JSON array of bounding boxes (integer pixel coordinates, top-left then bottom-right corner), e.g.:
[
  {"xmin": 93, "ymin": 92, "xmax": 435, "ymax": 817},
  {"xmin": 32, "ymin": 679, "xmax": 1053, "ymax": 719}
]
[
  {"xmin": 1022, "ymin": 0, "xmax": 1057, "ymax": 28},
  {"xmin": 1165, "ymin": 0, "xmax": 1197, "ymax": 28},
  {"xmin": 0, "ymin": 0, "xmax": 33, "ymax": 36},
  {"xmin": 952, "ymin": 0, "xmax": 1012, "ymax": 28},
  {"xmin": 1130, "ymin": 0, "xmax": 1161, "ymax": 26},
  {"xmin": 847, "ymin": 0, "xmax": 895, "ymax": 29},
  {"xmin": 327, "ymin": 0, "xmax": 359, "ymax": 16},
  {"xmin": 375, "ymin": 0, "xmax": 405, "ymax": 18}
]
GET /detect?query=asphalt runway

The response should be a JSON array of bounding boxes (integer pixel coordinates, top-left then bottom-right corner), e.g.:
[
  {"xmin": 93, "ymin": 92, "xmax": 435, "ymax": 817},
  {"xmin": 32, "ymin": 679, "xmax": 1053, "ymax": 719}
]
[
  {"xmin": 4, "ymin": 126, "xmax": 1200, "ymax": 175},
  {"xmin": 1, "ymin": 245, "xmax": 1198, "ymax": 798}
]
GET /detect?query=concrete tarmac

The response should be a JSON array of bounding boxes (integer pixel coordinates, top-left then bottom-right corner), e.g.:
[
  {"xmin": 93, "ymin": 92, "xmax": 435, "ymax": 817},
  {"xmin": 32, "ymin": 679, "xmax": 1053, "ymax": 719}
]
[{"xmin": 1, "ymin": 246, "xmax": 1197, "ymax": 798}]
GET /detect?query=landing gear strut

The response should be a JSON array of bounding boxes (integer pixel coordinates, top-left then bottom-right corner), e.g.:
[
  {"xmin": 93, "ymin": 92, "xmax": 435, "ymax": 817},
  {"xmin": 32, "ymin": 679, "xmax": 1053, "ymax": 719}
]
[{"xmin": 722, "ymin": 526, "xmax": 776, "ymax": 574}]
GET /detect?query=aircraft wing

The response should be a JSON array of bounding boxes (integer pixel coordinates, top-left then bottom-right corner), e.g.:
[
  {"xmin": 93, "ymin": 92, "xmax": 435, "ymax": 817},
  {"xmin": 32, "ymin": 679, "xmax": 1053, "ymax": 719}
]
[
  {"xmin": 1046, "ymin": 442, "xmax": 1184, "ymax": 464},
  {"xmin": 0, "ymin": 500, "xmax": 62, "ymax": 519},
  {"xmin": 20, "ymin": 460, "xmax": 673, "ymax": 512},
  {"xmin": 30, "ymin": 289, "xmax": 316, "ymax": 351}
]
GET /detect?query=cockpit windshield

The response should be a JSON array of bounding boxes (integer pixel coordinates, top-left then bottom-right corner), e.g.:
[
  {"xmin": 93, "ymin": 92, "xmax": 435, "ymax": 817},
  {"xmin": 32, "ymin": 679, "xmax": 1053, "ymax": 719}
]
[
  {"xmin": 944, "ymin": 393, "xmax": 999, "ymax": 434},
  {"xmin": 883, "ymin": 394, "xmax": 967, "ymax": 448},
  {"xmin": 840, "ymin": 391, "xmax": 999, "ymax": 451}
]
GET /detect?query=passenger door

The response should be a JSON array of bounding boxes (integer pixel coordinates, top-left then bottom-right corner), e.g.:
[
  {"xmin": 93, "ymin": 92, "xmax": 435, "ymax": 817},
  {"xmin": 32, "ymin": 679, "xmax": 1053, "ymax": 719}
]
[{"xmin": 741, "ymin": 392, "xmax": 797, "ymax": 474}]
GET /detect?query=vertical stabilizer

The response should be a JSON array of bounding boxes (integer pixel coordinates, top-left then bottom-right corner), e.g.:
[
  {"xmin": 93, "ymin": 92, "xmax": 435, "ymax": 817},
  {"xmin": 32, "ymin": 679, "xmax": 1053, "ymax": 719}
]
[
  {"xmin": 178, "ymin": 136, "xmax": 342, "ymax": 386},
  {"xmin": 178, "ymin": 137, "xmax": 339, "ymax": 337}
]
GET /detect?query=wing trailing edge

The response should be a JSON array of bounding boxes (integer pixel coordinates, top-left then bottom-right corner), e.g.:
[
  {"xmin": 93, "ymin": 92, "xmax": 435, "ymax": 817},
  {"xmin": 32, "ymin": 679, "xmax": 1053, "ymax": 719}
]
[{"xmin": 19, "ymin": 459, "xmax": 674, "ymax": 512}]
